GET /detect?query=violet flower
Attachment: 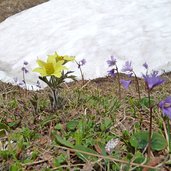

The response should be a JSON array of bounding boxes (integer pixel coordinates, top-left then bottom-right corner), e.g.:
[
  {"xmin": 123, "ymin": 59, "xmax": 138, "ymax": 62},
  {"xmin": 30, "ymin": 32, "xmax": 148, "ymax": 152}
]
[
  {"xmin": 122, "ymin": 61, "xmax": 133, "ymax": 72},
  {"xmin": 143, "ymin": 70, "xmax": 165, "ymax": 90},
  {"xmin": 107, "ymin": 56, "xmax": 117, "ymax": 67},
  {"xmin": 108, "ymin": 69, "xmax": 115, "ymax": 77},
  {"xmin": 143, "ymin": 62, "xmax": 148, "ymax": 70},
  {"xmin": 159, "ymin": 96, "xmax": 171, "ymax": 119},
  {"xmin": 36, "ymin": 80, "xmax": 41, "ymax": 88},
  {"xmin": 78, "ymin": 58, "xmax": 86, "ymax": 68},
  {"xmin": 120, "ymin": 79, "xmax": 132, "ymax": 89},
  {"xmin": 18, "ymin": 80, "xmax": 25, "ymax": 86},
  {"xmin": 21, "ymin": 67, "xmax": 29, "ymax": 73},
  {"xmin": 24, "ymin": 61, "xmax": 28, "ymax": 65},
  {"xmin": 13, "ymin": 77, "xmax": 18, "ymax": 83}
]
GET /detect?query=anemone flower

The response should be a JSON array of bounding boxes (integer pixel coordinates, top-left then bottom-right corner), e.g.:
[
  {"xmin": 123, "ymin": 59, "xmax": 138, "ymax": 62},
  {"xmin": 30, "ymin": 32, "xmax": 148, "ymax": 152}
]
[
  {"xmin": 33, "ymin": 55, "xmax": 67, "ymax": 77},
  {"xmin": 143, "ymin": 70, "xmax": 165, "ymax": 90},
  {"xmin": 48, "ymin": 52, "xmax": 75, "ymax": 62},
  {"xmin": 159, "ymin": 96, "xmax": 171, "ymax": 119},
  {"xmin": 107, "ymin": 56, "xmax": 117, "ymax": 67}
]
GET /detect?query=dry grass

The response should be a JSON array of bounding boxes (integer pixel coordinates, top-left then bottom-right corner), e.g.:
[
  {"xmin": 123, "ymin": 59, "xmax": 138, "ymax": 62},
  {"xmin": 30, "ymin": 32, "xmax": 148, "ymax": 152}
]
[{"xmin": 0, "ymin": 0, "xmax": 48, "ymax": 22}]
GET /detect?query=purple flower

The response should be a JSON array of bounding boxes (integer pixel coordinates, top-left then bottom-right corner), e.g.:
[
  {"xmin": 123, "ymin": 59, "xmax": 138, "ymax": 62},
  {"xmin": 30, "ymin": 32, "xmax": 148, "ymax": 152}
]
[
  {"xmin": 80, "ymin": 59, "xmax": 86, "ymax": 66},
  {"xmin": 120, "ymin": 79, "xmax": 132, "ymax": 89},
  {"xmin": 108, "ymin": 69, "xmax": 115, "ymax": 77},
  {"xmin": 24, "ymin": 61, "xmax": 28, "ymax": 65},
  {"xmin": 18, "ymin": 80, "xmax": 25, "ymax": 86},
  {"xmin": 122, "ymin": 61, "xmax": 133, "ymax": 72},
  {"xmin": 107, "ymin": 56, "xmax": 117, "ymax": 67},
  {"xmin": 159, "ymin": 96, "xmax": 171, "ymax": 119},
  {"xmin": 78, "ymin": 59, "xmax": 86, "ymax": 68},
  {"xmin": 143, "ymin": 70, "xmax": 165, "ymax": 90},
  {"xmin": 13, "ymin": 77, "xmax": 18, "ymax": 83},
  {"xmin": 21, "ymin": 67, "xmax": 29, "ymax": 73},
  {"xmin": 143, "ymin": 62, "xmax": 148, "ymax": 69},
  {"xmin": 127, "ymin": 73, "xmax": 133, "ymax": 78},
  {"xmin": 36, "ymin": 80, "xmax": 41, "ymax": 88}
]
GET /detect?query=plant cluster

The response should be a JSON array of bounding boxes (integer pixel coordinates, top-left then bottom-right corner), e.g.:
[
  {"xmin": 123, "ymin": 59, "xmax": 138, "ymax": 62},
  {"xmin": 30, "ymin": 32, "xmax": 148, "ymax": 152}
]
[{"xmin": 0, "ymin": 52, "xmax": 171, "ymax": 170}]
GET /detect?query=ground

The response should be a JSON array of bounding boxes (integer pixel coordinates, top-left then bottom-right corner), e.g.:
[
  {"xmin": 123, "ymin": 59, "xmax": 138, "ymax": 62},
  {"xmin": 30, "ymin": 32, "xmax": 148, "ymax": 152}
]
[
  {"xmin": 0, "ymin": 0, "xmax": 48, "ymax": 22},
  {"xmin": 1, "ymin": 1, "xmax": 171, "ymax": 170}
]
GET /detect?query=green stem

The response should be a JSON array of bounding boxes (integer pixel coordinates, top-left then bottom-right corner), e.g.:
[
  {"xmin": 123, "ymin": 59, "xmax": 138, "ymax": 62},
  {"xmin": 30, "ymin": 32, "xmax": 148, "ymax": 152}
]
[
  {"xmin": 147, "ymin": 90, "xmax": 152, "ymax": 159},
  {"xmin": 51, "ymin": 76, "xmax": 58, "ymax": 109},
  {"xmin": 116, "ymin": 66, "xmax": 121, "ymax": 99},
  {"xmin": 79, "ymin": 66, "xmax": 84, "ymax": 85},
  {"xmin": 167, "ymin": 118, "xmax": 171, "ymax": 153},
  {"xmin": 76, "ymin": 61, "xmax": 85, "ymax": 85},
  {"xmin": 22, "ymin": 69, "xmax": 27, "ymax": 89},
  {"xmin": 133, "ymin": 71, "xmax": 141, "ymax": 100}
]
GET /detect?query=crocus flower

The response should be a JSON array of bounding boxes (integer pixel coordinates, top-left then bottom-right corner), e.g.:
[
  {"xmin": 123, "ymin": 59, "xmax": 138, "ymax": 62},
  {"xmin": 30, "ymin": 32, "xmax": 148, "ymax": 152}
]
[
  {"xmin": 107, "ymin": 56, "xmax": 117, "ymax": 67},
  {"xmin": 122, "ymin": 61, "xmax": 133, "ymax": 72},
  {"xmin": 33, "ymin": 54, "xmax": 68, "ymax": 78},
  {"xmin": 120, "ymin": 79, "xmax": 132, "ymax": 89},
  {"xmin": 143, "ymin": 70, "xmax": 165, "ymax": 90},
  {"xmin": 159, "ymin": 96, "xmax": 171, "ymax": 119},
  {"xmin": 108, "ymin": 69, "xmax": 115, "ymax": 77},
  {"xmin": 143, "ymin": 62, "xmax": 148, "ymax": 70}
]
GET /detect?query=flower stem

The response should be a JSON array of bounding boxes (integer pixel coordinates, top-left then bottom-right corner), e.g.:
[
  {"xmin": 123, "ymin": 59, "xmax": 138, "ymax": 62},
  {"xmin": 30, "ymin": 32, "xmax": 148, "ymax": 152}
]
[
  {"xmin": 76, "ymin": 61, "xmax": 85, "ymax": 85},
  {"xmin": 133, "ymin": 71, "xmax": 141, "ymax": 100},
  {"xmin": 79, "ymin": 66, "xmax": 84, "ymax": 85},
  {"xmin": 147, "ymin": 90, "xmax": 152, "ymax": 159},
  {"xmin": 116, "ymin": 66, "xmax": 121, "ymax": 99},
  {"xmin": 51, "ymin": 76, "xmax": 58, "ymax": 109},
  {"xmin": 167, "ymin": 118, "xmax": 171, "ymax": 153}
]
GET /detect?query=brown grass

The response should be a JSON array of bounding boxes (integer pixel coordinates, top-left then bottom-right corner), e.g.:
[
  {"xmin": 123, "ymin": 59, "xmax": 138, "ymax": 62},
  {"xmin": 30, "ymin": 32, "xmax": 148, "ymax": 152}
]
[{"xmin": 0, "ymin": 0, "xmax": 48, "ymax": 22}]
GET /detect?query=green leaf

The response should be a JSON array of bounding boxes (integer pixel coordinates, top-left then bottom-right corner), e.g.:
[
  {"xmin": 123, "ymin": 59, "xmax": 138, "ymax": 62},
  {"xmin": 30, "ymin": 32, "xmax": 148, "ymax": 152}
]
[
  {"xmin": 151, "ymin": 132, "xmax": 167, "ymax": 151},
  {"xmin": 130, "ymin": 131, "xmax": 167, "ymax": 151},
  {"xmin": 54, "ymin": 134, "xmax": 74, "ymax": 148},
  {"xmin": 55, "ymin": 123, "xmax": 62, "ymax": 130},
  {"xmin": 130, "ymin": 131, "xmax": 149, "ymax": 149},
  {"xmin": 130, "ymin": 136, "xmax": 138, "ymax": 149},
  {"xmin": 74, "ymin": 130, "xmax": 83, "ymax": 145},
  {"xmin": 74, "ymin": 144, "xmax": 98, "ymax": 161},
  {"xmin": 66, "ymin": 120, "xmax": 78, "ymax": 131},
  {"xmin": 0, "ymin": 122, "xmax": 10, "ymax": 131},
  {"xmin": 54, "ymin": 154, "xmax": 67, "ymax": 167},
  {"xmin": 133, "ymin": 151, "xmax": 145, "ymax": 164},
  {"xmin": 0, "ymin": 129, "xmax": 7, "ymax": 137}
]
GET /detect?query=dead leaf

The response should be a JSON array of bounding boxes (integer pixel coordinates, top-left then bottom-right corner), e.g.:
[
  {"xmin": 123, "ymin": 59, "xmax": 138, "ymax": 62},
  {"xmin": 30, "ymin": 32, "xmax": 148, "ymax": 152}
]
[{"xmin": 142, "ymin": 157, "xmax": 162, "ymax": 171}]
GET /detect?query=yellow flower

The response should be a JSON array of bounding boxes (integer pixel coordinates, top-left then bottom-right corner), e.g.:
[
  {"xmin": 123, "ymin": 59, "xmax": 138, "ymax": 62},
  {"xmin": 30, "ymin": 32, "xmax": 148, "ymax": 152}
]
[
  {"xmin": 48, "ymin": 52, "xmax": 75, "ymax": 62},
  {"xmin": 33, "ymin": 55, "xmax": 67, "ymax": 77}
]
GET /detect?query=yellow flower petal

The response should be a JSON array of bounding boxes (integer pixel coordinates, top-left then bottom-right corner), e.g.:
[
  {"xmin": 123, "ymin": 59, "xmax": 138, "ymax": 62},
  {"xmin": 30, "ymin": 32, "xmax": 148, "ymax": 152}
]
[
  {"xmin": 33, "ymin": 67, "xmax": 46, "ymax": 76},
  {"xmin": 44, "ymin": 63, "xmax": 55, "ymax": 75},
  {"xmin": 33, "ymin": 52, "xmax": 73, "ymax": 78},
  {"xmin": 53, "ymin": 71, "xmax": 62, "ymax": 78},
  {"xmin": 37, "ymin": 59, "xmax": 46, "ymax": 67}
]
